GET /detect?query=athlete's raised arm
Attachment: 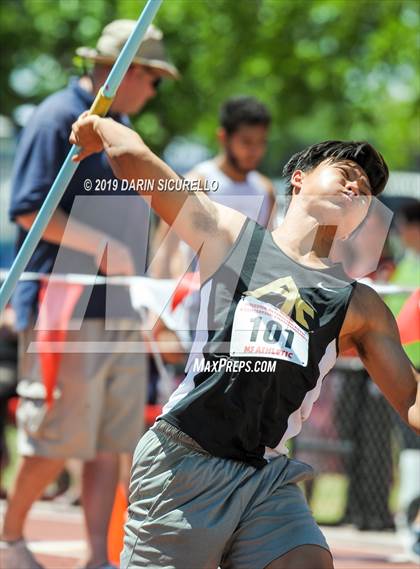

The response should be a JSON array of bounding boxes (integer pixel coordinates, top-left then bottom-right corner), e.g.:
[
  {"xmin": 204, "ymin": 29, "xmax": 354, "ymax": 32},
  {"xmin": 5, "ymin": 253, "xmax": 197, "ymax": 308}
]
[
  {"xmin": 340, "ymin": 283, "xmax": 420, "ymax": 434},
  {"xmin": 69, "ymin": 114, "xmax": 246, "ymax": 280}
]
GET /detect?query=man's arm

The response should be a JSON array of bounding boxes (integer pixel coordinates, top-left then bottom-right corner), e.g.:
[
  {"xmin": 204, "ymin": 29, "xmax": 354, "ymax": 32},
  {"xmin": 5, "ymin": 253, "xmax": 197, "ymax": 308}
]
[
  {"xmin": 17, "ymin": 209, "xmax": 105, "ymax": 255},
  {"xmin": 341, "ymin": 283, "xmax": 420, "ymax": 434},
  {"xmin": 16, "ymin": 208, "xmax": 135, "ymax": 276},
  {"xmin": 70, "ymin": 114, "xmax": 246, "ymax": 282}
]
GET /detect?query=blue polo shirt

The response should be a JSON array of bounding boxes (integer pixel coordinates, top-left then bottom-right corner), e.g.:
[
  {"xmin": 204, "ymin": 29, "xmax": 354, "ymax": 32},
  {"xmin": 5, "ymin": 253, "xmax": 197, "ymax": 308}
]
[{"xmin": 9, "ymin": 78, "xmax": 149, "ymax": 330}]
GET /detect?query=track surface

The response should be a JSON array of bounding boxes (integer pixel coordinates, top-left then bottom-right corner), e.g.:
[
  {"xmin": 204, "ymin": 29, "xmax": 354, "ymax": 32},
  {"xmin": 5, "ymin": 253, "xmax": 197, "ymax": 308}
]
[{"xmin": 0, "ymin": 500, "xmax": 418, "ymax": 569}]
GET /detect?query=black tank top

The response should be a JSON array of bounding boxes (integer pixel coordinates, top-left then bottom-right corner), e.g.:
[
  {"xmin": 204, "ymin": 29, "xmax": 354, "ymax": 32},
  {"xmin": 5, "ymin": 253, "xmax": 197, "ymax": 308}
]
[{"xmin": 161, "ymin": 218, "xmax": 355, "ymax": 468}]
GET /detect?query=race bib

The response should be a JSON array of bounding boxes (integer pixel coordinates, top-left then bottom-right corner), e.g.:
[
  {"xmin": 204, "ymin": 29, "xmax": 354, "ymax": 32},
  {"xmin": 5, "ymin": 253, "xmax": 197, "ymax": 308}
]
[{"xmin": 230, "ymin": 296, "xmax": 309, "ymax": 367}]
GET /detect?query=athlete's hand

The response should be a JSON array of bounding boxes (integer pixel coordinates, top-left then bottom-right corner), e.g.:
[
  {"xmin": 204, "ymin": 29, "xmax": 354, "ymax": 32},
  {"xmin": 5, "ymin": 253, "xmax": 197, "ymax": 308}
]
[
  {"xmin": 95, "ymin": 237, "xmax": 136, "ymax": 276},
  {"xmin": 70, "ymin": 112, "xmax": 105, "ymax": 161}
]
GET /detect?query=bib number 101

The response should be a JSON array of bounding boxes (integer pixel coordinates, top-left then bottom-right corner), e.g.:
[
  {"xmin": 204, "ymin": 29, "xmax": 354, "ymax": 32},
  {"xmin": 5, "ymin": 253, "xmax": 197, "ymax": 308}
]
[{"xmin": 250, "ymin": 317, "xmax": 294, "ymax": 348}]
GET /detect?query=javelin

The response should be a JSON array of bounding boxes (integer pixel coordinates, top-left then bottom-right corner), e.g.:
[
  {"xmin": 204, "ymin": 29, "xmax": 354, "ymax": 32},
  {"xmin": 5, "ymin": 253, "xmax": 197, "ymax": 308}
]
[{"xmin": 0, "ymin": 0, "xmax": 163, "ymax": 312}]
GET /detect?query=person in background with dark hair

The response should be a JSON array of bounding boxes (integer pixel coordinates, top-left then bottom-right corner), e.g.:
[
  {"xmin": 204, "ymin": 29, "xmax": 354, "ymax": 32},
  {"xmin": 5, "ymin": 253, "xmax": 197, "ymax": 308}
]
[
  {"xmin": 386, "ymin": 200, "xmax": 420, "ymax": 561},
  {"xmin": 334, "ymin": 211, "xmax": 397, "ymax": 532},
  {"xmin": 197, "ymin": 96, "xmax": 276, "ymax": 228},
  {"xmin": 69, "ymin": 115, "xmax": 420, "ymax": 569},
  {"xmin": 387, "ymin": 200, "xmax": 420, "ymax": 317},
  {"xmin": 152, "ymin": 96, "xmax": 276, "ymax": 279}
]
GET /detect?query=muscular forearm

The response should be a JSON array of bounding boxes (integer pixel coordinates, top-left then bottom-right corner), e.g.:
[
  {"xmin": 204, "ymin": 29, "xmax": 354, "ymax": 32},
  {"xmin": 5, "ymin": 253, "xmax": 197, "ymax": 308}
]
[{"xmin": 16, "ymin": 208, "xmax": 106, "ymax": 256}]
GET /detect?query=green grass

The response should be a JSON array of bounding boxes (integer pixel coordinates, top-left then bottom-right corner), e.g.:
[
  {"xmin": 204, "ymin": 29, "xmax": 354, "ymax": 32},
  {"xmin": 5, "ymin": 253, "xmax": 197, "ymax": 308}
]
[
  {"xmin": 310, "ymin": 474, "xmax": 348, "ymax": 524},
  {"xmin": 305, "ymin": 471, "xmax": 401, "ymax": 525}
]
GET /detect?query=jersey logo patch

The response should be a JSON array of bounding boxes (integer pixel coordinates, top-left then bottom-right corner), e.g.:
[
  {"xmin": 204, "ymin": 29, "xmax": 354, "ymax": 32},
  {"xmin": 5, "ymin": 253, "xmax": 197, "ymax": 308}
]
[{"xmin": 244, "ymin": 276, "xmax": 315, "ymax": 329}]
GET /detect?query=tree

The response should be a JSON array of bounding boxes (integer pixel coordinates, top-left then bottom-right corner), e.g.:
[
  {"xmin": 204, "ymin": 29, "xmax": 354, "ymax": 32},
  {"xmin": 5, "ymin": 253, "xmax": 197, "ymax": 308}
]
[{"xmin": 0, "ymin": 0, "xmax": 418, "ymax": 173}]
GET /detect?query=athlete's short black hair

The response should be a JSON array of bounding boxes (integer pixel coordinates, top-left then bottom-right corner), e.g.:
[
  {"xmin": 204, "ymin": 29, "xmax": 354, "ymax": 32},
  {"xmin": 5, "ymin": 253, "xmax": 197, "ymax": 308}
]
[
  {"xmin": 282, "ymin": 140, "xmax": 389, "ymax": 197},
  {"xmin": 219, "ymin": 96, "xmax": 271, "ymax": 135}
]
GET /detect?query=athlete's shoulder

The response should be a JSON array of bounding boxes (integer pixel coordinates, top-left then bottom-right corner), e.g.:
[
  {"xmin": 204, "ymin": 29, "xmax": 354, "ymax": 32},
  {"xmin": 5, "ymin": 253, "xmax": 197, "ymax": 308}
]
[
  {"xmin": 353, "ymin": 281, "xmax": 385, "ymax": 308},
  {"xmin": 344, "ymin": 281, "xmax": 394, "ymax": 337}
]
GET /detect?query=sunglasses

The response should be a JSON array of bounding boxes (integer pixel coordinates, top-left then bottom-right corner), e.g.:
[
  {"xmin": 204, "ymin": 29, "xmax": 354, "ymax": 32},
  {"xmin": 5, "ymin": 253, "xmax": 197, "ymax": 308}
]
[
  {"xmin": 152, "ymin": 77, "xmax": 162, "ymax": 90},
  {"xmin": 131, "ymin": 65, "xmax": 163, "ymax": 90},
  {"xmin": 143, "ymin": 68, "xmax": 163, "ymax": 90}
]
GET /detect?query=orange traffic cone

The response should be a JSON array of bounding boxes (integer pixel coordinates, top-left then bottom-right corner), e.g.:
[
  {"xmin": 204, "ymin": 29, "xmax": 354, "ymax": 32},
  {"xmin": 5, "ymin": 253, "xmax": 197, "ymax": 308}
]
[{"xmin": 107, "ymin": 483, "xmax": 128, "ymax": 566}]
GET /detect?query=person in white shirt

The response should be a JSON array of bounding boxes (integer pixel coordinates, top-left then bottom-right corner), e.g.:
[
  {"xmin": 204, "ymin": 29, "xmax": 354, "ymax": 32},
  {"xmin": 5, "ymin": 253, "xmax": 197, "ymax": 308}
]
[{"xmin": 152, "ymin": 96, "xmax": 277, "ymax": 279}]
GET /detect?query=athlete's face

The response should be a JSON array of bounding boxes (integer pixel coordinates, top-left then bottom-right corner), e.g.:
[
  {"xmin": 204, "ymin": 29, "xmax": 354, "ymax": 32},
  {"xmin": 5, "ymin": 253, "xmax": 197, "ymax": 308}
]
[
  {"xmin": 291, "ymin": 159, "xmax": 373, "ymax": 238},
  {"xmin": 219, "ymin": 125, "xmax": 268, "ymax": 173}
]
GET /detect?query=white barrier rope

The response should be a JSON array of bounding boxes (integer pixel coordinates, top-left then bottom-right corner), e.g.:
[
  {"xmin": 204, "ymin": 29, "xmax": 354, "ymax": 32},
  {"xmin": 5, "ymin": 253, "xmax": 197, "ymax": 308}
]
[
  {"xmin": 0, "ymin": 269, "xmax": 417, "ymax": 295},
  {"xmin": 0, "ymin": 269, "xmax": 171, "ymax": 287}
]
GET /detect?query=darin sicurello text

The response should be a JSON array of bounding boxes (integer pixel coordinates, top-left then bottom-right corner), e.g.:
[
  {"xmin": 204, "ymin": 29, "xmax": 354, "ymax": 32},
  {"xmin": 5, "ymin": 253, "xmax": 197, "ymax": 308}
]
[
  {"xmin": 121, "ymin": 178, "xmax": 219, "ymax": 192},
  {"xmin": 86, "ymin": 178, "xmax": 219, "ymax": 192}
]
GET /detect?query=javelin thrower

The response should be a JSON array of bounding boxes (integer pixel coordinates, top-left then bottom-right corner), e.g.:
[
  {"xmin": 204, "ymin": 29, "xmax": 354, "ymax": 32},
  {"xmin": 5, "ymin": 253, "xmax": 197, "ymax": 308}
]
[{"xmin": 69, "ymin": 113, "xmax": 420, "ymax": 569}]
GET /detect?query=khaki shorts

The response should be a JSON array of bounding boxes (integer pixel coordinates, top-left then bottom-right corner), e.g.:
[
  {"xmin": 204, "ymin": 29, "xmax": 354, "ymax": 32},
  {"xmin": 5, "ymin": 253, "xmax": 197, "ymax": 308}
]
[
  {"xmin": 16, "ymin": 319, "xmax": 147, "ymax": 460},
  {"xmin": 121, "ymin": 420, "xmax": 330, "ymax": 569}
]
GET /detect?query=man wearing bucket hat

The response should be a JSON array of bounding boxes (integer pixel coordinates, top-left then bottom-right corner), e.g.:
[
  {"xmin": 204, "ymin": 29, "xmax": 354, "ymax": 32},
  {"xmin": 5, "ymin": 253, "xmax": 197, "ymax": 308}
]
[
  {"xmin": 76, "ymin": 20, "xmax": 179, "ymax": 115},
  {"xmin": 77, "ymin": 19, "xmax": 179, "ymax": 77},
  {"xmin": 2, "ymin": 20, "xmax": 178, "ymax": 569}
]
